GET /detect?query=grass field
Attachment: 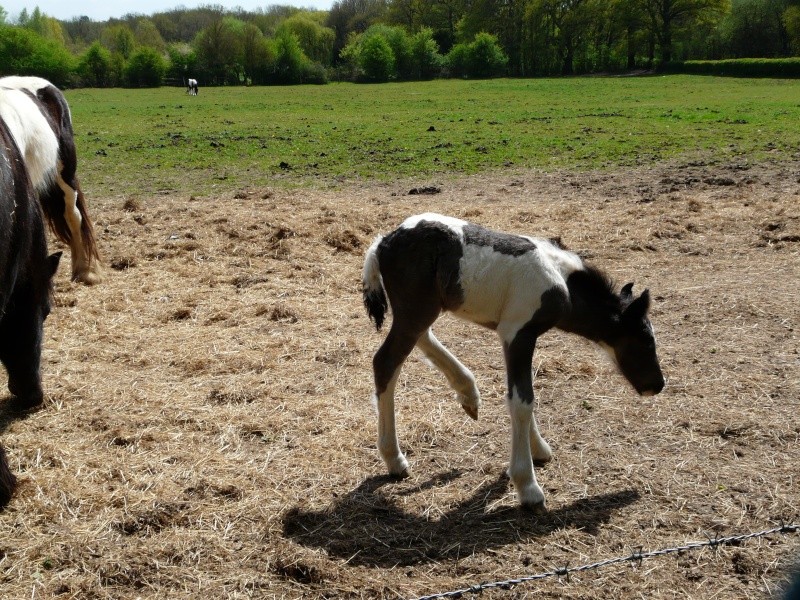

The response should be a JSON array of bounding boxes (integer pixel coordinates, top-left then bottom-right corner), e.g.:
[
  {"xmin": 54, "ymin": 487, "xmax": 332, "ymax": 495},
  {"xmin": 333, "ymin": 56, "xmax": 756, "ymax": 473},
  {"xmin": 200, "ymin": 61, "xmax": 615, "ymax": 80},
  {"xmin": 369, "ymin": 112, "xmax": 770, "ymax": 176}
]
[
  {"xmin": 66, "ymin": 76, "xmax": 800, "ymax": 196},
  {"xmin": 1, "ymin": 77, "xmax": 799, "ymax": 599}
]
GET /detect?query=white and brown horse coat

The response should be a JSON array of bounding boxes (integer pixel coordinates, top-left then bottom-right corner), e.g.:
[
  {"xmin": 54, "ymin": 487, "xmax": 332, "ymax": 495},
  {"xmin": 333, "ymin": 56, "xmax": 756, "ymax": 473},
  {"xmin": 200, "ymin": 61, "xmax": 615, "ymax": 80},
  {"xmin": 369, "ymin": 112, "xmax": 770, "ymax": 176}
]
[
  {"xmin": 0, "ymin": 76, "xmax": 100, "ymax": 284},
  {"xmin": 363, "ymin": 213, "xmax": 664, "ymax": 511}
]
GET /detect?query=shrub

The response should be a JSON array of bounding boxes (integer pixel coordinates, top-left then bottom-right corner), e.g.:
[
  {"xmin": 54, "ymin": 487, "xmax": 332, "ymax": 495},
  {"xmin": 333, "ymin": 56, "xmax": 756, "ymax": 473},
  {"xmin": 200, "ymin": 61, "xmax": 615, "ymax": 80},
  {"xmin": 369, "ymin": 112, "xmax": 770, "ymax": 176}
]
[
  {"xmin": 663, "ymin": 58, "xmax": 800, "ymax": 77},
  {"xmin": 77, "ymin": 42, "xmax": 112, "ymax": 87},
  {"xmin": 466, "ymin": 33, "xmax": 508, "ymax": 78},
  {"xmin": 411, "ymin": 27, "xmax": 443, "ymax": 80},
  {"xmin": 273, "ymin": 30, "xmax": 310, "ymax": 84},
  {"xmin": 0, "ymin": 25, "xmax": 73, "ymax": 86},
  {"xmin": 124, "ymin": 47, "xmax": 167, "ymax": 87},
  {"xmin": 359, "ymin": 34, "xmax": 394, "ymax": 82}
]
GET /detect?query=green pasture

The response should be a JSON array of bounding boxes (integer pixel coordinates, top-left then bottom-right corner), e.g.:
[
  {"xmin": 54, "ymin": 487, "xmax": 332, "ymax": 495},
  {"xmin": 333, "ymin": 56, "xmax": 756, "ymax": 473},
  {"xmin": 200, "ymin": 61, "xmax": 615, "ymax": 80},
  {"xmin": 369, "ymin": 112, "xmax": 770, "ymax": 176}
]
[{"xmin": 66, "ymin": 76, "xmax": 800, "ymax": 197}]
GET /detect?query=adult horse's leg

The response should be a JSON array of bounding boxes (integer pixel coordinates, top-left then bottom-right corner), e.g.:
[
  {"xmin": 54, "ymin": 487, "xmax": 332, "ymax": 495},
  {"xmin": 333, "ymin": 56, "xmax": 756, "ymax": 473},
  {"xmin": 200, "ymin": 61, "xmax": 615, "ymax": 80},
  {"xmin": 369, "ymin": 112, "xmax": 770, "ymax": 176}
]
[
  {"xmin": 372, "ymin": 324, "xmax": 423, "ymax": 477},
  {"xmin": 416, "ymin": 328, "xmax": 481, "ymax": 419},
  {"xmin": 0, "ymin": 444, "xmax": 15, "ymax": 508},
  {"xmin": 500, "ymin": 325, "xmax": 546, "ymax": 512},
  {"xmin": 0, "ymin": 312, "xmax": 45, "ymax": 407},
  {"xmin": 56, "ymin": 175, "xmax": 101, "ymax": 285}
]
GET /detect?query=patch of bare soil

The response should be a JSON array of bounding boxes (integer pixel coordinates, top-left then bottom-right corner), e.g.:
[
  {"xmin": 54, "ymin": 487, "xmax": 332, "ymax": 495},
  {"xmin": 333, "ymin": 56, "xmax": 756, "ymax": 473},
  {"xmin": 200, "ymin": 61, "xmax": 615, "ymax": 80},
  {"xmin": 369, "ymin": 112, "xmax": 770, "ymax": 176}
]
[{"xmin": 1, "ymin": 159, "xmax": 798, "ymax": 599}]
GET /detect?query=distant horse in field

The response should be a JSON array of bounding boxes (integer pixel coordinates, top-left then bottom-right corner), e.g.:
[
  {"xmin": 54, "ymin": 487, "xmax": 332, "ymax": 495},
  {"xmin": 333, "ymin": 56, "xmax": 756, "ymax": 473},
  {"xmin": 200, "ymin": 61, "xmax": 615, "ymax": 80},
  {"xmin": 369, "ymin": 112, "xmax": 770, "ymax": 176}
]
[
  {"xmin": 0, "ymin": 90, "xmax": 62, "ymax": 508},
  {"xmin": 363, "ymin": 213, "xmax": 665, "ymax": 512},
  {"xmin": 187, "ymin": 78, "xmax": 198, "ymax": 95},
  {"xmin": 0, "ymin": 76, "xmax": 100, "ymax": 285}
]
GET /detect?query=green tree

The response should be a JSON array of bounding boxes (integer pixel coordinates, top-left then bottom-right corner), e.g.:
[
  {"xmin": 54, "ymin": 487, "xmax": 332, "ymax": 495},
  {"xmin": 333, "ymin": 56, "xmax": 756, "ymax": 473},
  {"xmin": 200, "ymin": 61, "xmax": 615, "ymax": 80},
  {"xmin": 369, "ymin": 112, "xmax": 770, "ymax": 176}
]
[
  {"xmin": 445, "ymin": 41, "xmax": 470, "ymax": 76},
  {"xmin": 276, "ymin": 13, "xmax": 335, "ymax": 65},
  {"xmin": 718, "ymin": 0, "xmax": 789, "ymax": 57},
  {"xmin": 166, "ymin": 42, "xmax": 199, "ymax": 83},
  {"xmin": 273, "ymin": 29, "xmax": 310, "ymax": 84},
  {"xmin": 20, "ymin": 7, "xmax": 68, "ymax": 45},
  {"xmin": 466, "ymin": 31, "xmax": 508, "ymax": 77},
  {"xmin": 124, "ymin": 46, "xmax": 166, "ymax": 86},
  {"xmin": 135, "ymin": 18, "xmax": 166, "ymax": 52},
  {"xmin": 785, "ymin": 4, "xmax": 800, "ymax": 53},
  {"xmin": 639, "ymin": 0, "xmax": 730, "ymax": 62},
  {"xmin": 410, "ymin": 27, "xmax": 443, "ymax": 78},
  {"xmin": 326, "ymin": 0, "xmax": 388, "ymax": 63},
  {"xmin": 77, "ymin": 41, "xmax": 113, "ymax": 86},
  {"xmin": 241, "ymin": 23, "xmax": 275, "ymax": 84},
  {"xmin": 360, "ymin": 32, "xmax": 395, "ymax": 80},
  {"xmin": 102, "ymin": 24, "xmax": 136, "ymax": 59},
  {"xmin": 194, "ymin": 17, "xmax": 243, "ymax": 84},
  {"xmin": 0, "ymin": 25, "xmax": 74, "ymax": 86}
]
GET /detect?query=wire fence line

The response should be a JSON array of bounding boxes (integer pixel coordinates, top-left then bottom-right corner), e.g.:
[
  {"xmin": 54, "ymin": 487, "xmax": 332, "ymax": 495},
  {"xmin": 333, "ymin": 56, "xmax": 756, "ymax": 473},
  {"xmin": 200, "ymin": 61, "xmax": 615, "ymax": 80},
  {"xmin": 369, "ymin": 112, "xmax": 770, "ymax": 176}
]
[{"xmin": 409, "ymin": 522, "xmax": 800, "ymax": 600}]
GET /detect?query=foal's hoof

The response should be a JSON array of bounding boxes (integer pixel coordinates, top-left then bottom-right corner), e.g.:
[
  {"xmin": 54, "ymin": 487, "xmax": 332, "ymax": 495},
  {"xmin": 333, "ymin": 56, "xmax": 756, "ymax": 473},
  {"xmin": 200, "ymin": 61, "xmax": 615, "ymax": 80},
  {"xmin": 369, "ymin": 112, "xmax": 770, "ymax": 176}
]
[
  {"xmin": 390, "ymin": 468, "xmax": 411, "ymax": 480},
  {"xmin": 521, "ymin": 500, "xmax": 547, "ymax": 515},
  {"xmin": 461, "ymin": 404, "xmax": 479, "ymax": 421}
]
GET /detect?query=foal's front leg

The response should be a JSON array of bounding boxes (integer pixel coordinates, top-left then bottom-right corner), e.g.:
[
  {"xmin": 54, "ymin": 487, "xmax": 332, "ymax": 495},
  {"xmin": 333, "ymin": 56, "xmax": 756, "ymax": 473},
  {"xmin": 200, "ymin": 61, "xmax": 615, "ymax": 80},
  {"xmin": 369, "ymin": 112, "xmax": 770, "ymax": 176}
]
[
  {"xmin": 416, "ymin": 328, "xmax": 481, "ymax": 419},
  {"xmin": 502, "ymin": 330, "xmax": 546, "ymax": 512}
]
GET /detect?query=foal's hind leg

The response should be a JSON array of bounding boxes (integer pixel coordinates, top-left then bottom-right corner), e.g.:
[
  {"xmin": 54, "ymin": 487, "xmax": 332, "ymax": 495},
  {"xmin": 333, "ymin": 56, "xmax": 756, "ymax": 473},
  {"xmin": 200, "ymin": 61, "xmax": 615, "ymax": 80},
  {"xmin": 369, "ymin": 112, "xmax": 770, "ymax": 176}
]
[
  {"xmin": 372, "ymin": 325, "xmax": 427, "ymax": 477},
  {"xmin": 416, "ymin": 328, "xmax": 481, "ymax": 420},
  {"xmin": 57, "ymin": 175, "xmax": 101, "ymax": 285}
]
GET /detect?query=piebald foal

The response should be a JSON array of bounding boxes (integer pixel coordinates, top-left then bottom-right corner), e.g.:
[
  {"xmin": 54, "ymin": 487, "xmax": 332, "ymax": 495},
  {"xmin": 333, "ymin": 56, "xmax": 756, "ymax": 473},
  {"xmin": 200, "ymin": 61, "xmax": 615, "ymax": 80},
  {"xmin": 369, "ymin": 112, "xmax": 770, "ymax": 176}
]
[{"xmin": 363, "ymin": 213, "xmax": 664, "ymax": 511}]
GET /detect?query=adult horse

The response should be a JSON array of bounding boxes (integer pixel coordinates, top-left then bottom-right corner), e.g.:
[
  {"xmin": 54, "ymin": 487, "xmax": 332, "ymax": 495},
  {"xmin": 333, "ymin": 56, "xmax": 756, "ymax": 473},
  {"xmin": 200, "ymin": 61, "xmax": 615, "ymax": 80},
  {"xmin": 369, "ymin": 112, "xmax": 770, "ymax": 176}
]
[
  {"xmin": 0, "ymin": 76, "xmax": 100, "ymax": 285},
  {"xmin": 0, "ymin": 90, "xmax": 62, "ymax": 507},
  {"xmin": 363, "ymin": 213, "xmax": 664, "ymax": 512}
]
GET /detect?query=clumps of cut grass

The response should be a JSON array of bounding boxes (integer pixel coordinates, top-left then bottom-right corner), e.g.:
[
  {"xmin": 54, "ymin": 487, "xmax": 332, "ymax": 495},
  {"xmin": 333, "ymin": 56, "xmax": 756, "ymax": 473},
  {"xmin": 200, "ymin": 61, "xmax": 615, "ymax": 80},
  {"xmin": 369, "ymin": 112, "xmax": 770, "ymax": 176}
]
[
  {"xmin": 256, "ymin": 303, "xmax": 299, "ymax": 323},
  {"xmin": 110, "ymin": 256, "xmax": 136, "ymax": 271}
]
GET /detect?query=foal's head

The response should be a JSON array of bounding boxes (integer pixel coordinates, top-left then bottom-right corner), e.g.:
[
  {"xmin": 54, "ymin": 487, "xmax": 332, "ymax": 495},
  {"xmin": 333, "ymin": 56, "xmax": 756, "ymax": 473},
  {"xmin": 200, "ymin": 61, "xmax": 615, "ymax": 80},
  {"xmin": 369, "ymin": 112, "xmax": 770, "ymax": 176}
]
[{"xmin": 610, "ymin": 283, "xmax": 665, "ymax": 397}]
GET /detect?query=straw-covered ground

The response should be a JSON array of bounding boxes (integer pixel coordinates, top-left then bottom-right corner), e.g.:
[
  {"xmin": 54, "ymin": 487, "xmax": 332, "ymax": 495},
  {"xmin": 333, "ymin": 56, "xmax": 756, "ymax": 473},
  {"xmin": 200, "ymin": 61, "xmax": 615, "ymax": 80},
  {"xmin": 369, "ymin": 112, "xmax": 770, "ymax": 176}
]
[{"xmin": 1, "ymin": 158, "xmax": 799, "ymax": 599}]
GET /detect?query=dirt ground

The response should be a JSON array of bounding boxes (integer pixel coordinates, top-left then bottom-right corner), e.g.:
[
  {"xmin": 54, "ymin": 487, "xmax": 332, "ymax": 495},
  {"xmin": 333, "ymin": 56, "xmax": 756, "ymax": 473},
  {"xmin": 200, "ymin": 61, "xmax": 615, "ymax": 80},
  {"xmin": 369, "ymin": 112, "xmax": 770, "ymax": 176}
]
[{"xmin": 1, "ymin": 158, "xmax": 799, "ymax": 599}]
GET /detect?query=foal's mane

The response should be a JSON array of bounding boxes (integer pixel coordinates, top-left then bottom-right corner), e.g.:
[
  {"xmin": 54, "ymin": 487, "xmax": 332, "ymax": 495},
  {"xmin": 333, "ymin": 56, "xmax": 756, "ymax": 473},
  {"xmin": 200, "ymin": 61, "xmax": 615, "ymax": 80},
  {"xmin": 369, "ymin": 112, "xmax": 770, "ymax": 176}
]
[{"xmin": 569, "ymin": 263, "xmax": 621, "ymax": 311}]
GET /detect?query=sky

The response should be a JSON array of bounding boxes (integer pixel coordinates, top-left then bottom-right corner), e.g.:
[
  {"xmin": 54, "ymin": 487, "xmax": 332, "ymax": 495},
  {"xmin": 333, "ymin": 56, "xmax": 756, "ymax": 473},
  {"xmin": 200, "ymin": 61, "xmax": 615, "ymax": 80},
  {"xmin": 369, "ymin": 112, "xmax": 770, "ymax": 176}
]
[{"xmin": 2, "ymin": 0, "xmax": 333, "ymax": 22}]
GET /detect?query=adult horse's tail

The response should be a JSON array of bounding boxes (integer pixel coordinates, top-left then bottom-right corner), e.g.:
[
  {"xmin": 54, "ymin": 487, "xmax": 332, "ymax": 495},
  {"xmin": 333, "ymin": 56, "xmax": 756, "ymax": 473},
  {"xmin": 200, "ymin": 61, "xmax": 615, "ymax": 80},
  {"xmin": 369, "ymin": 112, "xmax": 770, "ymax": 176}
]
[
  {"xmin": 34, "ymin": 82, "xmax": 101, "ymax": 281},
  {"xmin": 0, "ymin": 444, "xmax": 16, "ymax": 508},
  {"xmin": 363, "ymin": 236, "xmax": 388, "ymax": 330}
]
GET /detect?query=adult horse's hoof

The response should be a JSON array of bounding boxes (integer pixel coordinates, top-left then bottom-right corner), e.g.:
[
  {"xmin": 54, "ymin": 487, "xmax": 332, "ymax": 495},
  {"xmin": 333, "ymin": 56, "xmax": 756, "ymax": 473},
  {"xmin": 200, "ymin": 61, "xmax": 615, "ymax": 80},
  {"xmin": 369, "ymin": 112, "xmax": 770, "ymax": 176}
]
[{"xmin": 73, "ymin": 267, "xmax": 102, "ymax": 285}]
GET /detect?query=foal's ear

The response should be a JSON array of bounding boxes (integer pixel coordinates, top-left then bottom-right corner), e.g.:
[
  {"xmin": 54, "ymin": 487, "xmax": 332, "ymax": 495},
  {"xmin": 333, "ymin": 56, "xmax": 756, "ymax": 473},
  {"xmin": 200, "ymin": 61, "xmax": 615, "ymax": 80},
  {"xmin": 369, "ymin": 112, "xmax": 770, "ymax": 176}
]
[
  {"xmin": 621, "ymin": 282, "xmax": 634, "ymax": 300},
  {"xmin": 623, "ymin": 289, "xmax": 651, "ymax": 320},
  {"xmin": 48, "ymin": 251, "xmax": 62, "ymax": 278}
]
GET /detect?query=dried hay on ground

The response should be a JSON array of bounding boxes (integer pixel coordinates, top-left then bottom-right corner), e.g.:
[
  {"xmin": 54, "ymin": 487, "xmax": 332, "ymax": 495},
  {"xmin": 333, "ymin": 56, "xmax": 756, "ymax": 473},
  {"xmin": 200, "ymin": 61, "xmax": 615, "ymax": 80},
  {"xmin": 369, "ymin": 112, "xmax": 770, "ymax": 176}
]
[{"xmin": 1, "ymin": 160, "xmax": 799, "ymax": 599}]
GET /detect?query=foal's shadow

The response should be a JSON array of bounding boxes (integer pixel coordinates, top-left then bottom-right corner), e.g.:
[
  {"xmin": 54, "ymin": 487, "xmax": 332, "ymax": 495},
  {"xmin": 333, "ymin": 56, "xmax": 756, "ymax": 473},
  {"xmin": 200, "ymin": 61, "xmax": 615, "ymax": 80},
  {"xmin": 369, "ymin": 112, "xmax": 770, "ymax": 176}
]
[{"xmin": 283, "ymin": 470, "xmax": 639, "ymax": 568}]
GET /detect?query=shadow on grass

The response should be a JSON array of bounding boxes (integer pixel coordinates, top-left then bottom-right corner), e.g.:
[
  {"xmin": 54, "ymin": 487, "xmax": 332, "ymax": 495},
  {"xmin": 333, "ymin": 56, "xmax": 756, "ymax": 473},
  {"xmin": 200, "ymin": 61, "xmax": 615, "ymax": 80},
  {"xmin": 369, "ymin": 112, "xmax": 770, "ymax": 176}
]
[{"xmin": 282, "ymin": 470, "xmax": 640, "ymax": 567}]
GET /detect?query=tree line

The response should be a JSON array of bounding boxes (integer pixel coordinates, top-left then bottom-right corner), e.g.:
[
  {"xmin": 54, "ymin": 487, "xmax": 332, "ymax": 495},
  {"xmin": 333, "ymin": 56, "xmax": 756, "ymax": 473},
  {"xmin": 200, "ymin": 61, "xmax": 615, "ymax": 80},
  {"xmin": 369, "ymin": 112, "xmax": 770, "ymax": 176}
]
[{"xmin": 1, "ymin": 0, "xmax": 799, "ymax": 87}]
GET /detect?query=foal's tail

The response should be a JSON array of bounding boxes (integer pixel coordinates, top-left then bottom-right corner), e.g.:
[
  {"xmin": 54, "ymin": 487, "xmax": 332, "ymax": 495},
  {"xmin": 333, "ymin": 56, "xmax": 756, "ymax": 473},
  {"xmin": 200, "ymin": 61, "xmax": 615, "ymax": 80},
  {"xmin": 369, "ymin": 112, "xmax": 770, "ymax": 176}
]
[
  {"xmin": 363, "ymin": 235, "xmax": 388, "ymax": 330},
  {"xmin": 0, "ymin": 444, "xmax": 16, "ymax": 508}
]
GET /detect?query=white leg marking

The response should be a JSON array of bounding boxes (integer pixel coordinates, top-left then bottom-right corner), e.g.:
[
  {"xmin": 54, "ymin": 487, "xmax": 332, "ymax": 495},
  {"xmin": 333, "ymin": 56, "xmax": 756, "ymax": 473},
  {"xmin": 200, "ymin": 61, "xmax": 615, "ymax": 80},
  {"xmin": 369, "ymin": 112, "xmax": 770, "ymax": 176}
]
[
  {"xmin": 416, "ymin": 329, "xmax": 481, "ymax": 419},
  {"xmin": 507, "ymin": 393, "xmax": 545, "ymax": 511},
  {"xmin": 376, "ymin": 369, "xmax": 410, "ymax": 477}
]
